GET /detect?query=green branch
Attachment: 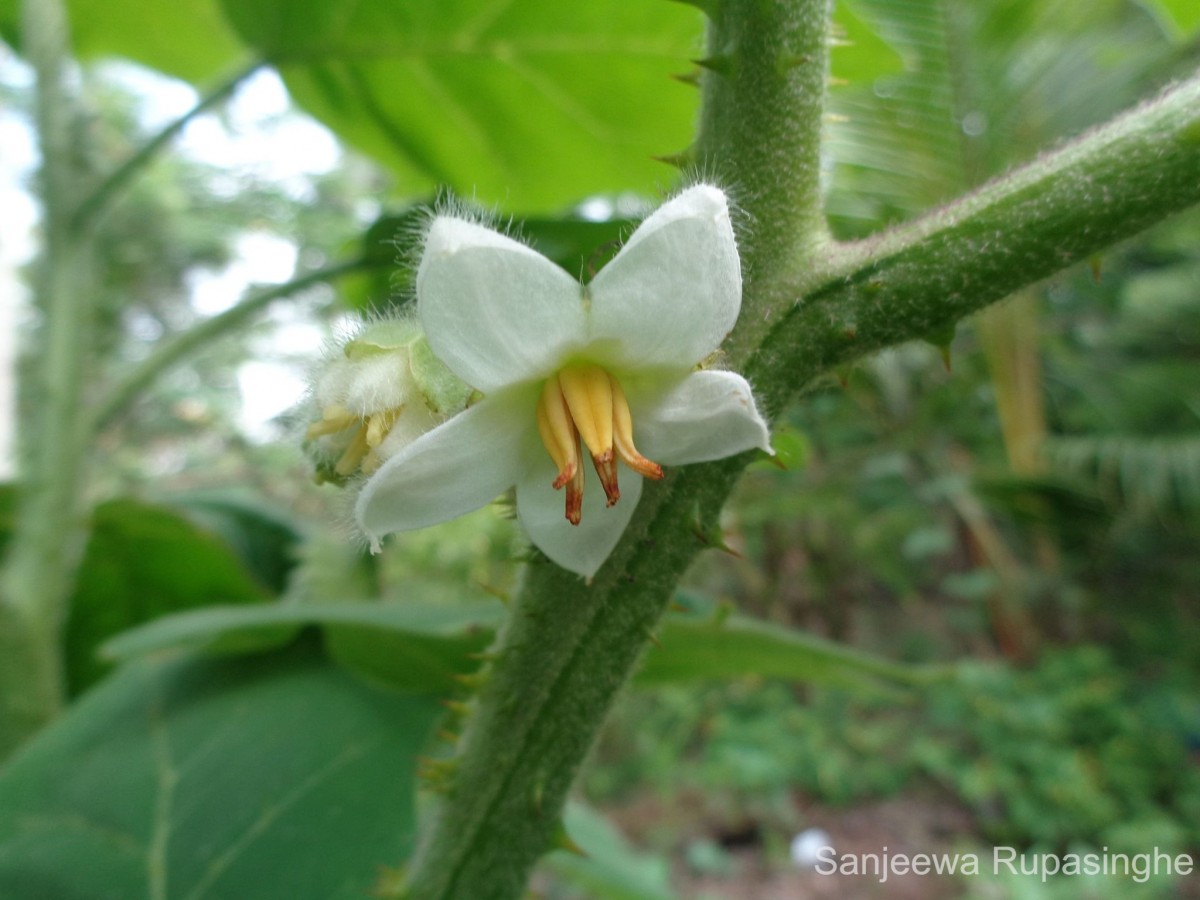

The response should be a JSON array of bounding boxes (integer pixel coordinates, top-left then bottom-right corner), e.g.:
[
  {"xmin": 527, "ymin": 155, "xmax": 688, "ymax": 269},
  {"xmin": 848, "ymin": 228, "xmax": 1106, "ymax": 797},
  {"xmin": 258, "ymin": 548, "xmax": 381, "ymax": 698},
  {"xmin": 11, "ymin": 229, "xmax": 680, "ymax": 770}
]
[
  {"xmin": 749, "ymin": 68, "xmax": 1200, "ymax": 414},
  {"xmin": 92, "ymin": 256, "xmax": 376, "ymax": 432},
  {"xmin": 70, "ymin": 59, "xmax": 264, "ymax": 234}
]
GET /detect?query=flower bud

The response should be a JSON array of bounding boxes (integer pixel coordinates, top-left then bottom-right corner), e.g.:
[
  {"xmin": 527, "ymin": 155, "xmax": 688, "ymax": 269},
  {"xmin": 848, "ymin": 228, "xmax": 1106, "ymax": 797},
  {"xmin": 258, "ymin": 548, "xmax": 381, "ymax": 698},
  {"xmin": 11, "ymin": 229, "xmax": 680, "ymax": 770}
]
[{"xmin": 304, "ymin": 318, "xmax": 472, "ymax": 485}]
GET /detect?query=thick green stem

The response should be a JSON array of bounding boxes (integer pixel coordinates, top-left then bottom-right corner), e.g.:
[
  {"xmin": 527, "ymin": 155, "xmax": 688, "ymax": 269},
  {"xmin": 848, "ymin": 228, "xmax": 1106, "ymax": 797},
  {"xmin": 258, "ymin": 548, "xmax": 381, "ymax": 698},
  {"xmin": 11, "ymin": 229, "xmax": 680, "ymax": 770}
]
[
  {"xmin": 694, "ymin": 0, "xmax": 832, "ymax": 362},
  {"xmin": 0, "ymin": 0, "xmax": 94, "ymax": 760},
  {"xmin": 91, "ymin": 257, "xmax": 376, "ymax": 432}
]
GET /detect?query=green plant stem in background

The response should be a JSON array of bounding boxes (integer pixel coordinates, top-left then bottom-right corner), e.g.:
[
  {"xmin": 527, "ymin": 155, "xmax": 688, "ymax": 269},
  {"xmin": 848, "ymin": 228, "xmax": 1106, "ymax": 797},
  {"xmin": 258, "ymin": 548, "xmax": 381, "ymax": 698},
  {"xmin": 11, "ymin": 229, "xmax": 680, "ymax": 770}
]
[
  {"xmin": 0, "ymin": 0, "xmax": 95, "ymax": 760},
  {"xmin": 91, "ymin": 256, "xmax": 377, "ymax": 432},
  {"xmin": 70, "ymin": 59, "xmax": 265, "ymax": 234},
  {"xmin": 0, "ymin": 11, "xmax": 272, "ymax": 763},
  {"xmin": 399, "ymin": 11, "xmax": 1200, "ymax": 898}
]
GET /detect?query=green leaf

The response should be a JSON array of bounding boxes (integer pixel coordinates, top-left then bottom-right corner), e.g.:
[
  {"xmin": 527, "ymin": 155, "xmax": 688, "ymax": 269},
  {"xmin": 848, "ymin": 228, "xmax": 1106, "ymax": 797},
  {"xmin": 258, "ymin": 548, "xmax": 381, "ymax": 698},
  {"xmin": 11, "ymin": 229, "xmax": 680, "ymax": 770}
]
[
  {"xmin": 101, "ymin": 601, "xmax": 504, "ymax": 693},
  {"xmin": 1139, "ymin": 0, "xmax": 1200, "ymax": 38},
  {"xmin": 0, "ymin": 641, "xmax": 440, "ymax": 900},
  {"xmin": 170, "ymin": 490, "xmax": 303, "ymax": 594},
  {"xmin": 0, "ymin": 0, "xmax": 248, "ymax": 83},
  {"xmin": 826, "ymin": 0, "xmax": 1173, "ymax": 233},
  {"xmin": 639, "ymin": 611, "xmax": 939, "ymax": 692},
  {"xmin": 65, "ymin": 500, "xmax": 269, "ymax": 696},
  {"xmin": 829, "ymin": 1, "xmax": 903, "ymax": 85},
  {"xmin": 540, "ymin": 803, "xmax": 676, "ymax": 900},
  {"xmin": 1045, "ymin": 435, "xmax": 1200, "ymax": 514},
  {"xmin": 214, "ymin": 0, "xmax": 704, "ymax": 210},
  {"xmin": 0, "ymin": 492, "xmax": 268, "ymax": 698}
]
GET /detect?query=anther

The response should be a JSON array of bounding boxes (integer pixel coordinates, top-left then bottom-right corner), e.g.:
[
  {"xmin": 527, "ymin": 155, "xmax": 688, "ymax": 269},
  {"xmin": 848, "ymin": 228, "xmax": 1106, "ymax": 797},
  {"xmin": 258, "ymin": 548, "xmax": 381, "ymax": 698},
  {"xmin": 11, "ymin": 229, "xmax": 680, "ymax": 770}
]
[{"xmin": 535, "ymin": 364, "xmax": 664, "ymax": 524}]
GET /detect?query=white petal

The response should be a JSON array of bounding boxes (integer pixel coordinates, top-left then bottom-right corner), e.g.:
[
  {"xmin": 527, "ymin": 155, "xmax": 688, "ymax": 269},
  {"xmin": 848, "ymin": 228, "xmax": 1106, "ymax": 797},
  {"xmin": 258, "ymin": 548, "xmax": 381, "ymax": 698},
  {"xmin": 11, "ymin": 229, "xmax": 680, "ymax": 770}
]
[
  {"xmin": 373, "ymin": 401, "xmax": 440, "ymax": 463},
  {"xmin": 631, "ymin": 370, "xmax": 772, "ymax": 465},
  {"xmin": 516, "ymin": 456, "xmax": 644, "ymax": 578},
  {"xmin": 587, "ymin": 185, "xmax": 741, "ymax": 370},
  {"xmin": 418, "ymin": 217, "xmax": 586, "ymax": 391},
  {"xmin": 356, "ymin": 391, "xmax": 531, "ymax": 542}
]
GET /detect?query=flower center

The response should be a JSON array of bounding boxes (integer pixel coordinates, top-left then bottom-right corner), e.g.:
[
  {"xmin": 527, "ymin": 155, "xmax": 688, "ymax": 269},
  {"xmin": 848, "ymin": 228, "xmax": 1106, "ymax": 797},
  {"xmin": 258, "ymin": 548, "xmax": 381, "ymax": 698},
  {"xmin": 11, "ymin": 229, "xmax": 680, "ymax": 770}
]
[
  {"xmin": 535, "ymin": 363, "xmax": 663, "ymax": 525},
  {"xmin": 306, "ymin": 404, "xmax": 404, "ymax": 479}
]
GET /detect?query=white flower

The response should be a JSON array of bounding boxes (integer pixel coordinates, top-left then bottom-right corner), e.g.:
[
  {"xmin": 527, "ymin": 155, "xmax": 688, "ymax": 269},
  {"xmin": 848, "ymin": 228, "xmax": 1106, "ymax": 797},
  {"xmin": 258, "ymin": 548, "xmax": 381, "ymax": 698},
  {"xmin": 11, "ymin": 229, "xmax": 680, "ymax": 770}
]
[{"xmin": 355, "ymin": 184, "xmax": 771, "ymax": 577}]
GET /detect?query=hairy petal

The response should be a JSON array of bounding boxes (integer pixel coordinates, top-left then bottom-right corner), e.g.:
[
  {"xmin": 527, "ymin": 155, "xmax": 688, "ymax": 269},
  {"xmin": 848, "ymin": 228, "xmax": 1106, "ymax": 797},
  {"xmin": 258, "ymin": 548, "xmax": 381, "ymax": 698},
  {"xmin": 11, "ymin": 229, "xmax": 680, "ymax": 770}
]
[
  {"xmin": 631, "ymin": 370, "xmax": 772, "ymax": 465},
  {"xmin": 356, "ymin": 391, "xmax": 532, "ymax": 545},
  {"xmin": 587, "ymin": 185, "xmax": 741, "ymax": 370},
  {"xmin": 418, "ymin": 217, "xmax": 586, "ymax": 391},
  {"xmin": 516, "ymin": 456, "xmax": 644, "ymax": 579}
]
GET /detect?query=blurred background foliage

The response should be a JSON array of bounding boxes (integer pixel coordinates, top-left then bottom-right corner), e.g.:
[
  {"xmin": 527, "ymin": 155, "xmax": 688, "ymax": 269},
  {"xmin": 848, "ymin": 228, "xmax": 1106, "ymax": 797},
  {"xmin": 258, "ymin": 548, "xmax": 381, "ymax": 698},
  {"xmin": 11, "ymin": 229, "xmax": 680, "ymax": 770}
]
[{"xmin": 1, "ymin": 0, "xmax": 1199, "ymax": 897}]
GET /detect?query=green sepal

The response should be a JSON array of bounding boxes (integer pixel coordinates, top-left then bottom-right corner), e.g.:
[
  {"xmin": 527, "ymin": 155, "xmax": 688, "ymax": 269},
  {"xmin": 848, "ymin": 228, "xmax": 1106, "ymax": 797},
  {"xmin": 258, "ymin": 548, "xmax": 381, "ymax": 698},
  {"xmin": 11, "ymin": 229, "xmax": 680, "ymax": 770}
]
[
  {"xmin": 409, "ymin": 335, "xmax": 473, "ymax": 415},
  {"xmin": 343, "ymin": 319, "xmax": 423, "ymax": 359}
]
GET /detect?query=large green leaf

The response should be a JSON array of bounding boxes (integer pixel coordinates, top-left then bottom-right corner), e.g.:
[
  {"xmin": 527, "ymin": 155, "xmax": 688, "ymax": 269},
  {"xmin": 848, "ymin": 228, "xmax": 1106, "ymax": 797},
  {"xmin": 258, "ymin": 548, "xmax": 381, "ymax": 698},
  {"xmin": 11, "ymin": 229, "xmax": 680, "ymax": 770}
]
[
  {"xmin": 101, "ymin": 601, "xmax": 504, "ymax": 693},
  {"xmin": 215, "ymin": 0, "xmax": 703, "ymax": 211},
  {"xmin": 0, "ymin": 0, "xmax": 247, "ymax": 83},
  {"xmin": 65, "ymin": 500, "xmax": 269, "ymax": 696},
  {"xmin": 0, "ymin": 642, "xmax": 440, "ymax": 900},
  {"xmin": 0, "ymin": 492, "xmax": 268, "ymax": 697},
  {"xmin": 828, "ymin": 1, "xmax": 903, "ymax": 86},
  {"xmin": 170, "ymin": 490, "xmax": 303, "ymax": 595}
]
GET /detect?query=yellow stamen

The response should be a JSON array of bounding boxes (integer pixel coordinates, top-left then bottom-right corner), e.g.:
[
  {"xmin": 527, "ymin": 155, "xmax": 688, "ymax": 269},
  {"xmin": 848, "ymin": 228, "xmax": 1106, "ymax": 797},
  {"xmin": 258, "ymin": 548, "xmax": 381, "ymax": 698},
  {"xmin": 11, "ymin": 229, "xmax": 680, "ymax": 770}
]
[
  {"xmin": 305, "ymin": 406, "xmax": 359, "ymax": 440},
  {"xmin": 366, "ymin": 406, "xmax": 403, "ymax": 448},
  {"xmin": 557, "ymin": 364, "xmax": 613, "ymax": 461},
  {"xmin": 609, "ymin": 375, "xmax": 664, "ymax": 480},
  {"xmin": 309, "ymin": 404, "xmax": 407, "ymax": 479},
  {"xmin": 559, "ymin": 364, "xmax": 621, "ymax": 506},
  {"xmin": 536, "ymin": 378, "xmax": 580, "ymax": 490},
  {"xmin": 535, "ymin": 363, "xmax": 664, "ymax": 524},
  {"xmin": 334, "ymin": 425, "xmax": 371, "ymax": 476}
]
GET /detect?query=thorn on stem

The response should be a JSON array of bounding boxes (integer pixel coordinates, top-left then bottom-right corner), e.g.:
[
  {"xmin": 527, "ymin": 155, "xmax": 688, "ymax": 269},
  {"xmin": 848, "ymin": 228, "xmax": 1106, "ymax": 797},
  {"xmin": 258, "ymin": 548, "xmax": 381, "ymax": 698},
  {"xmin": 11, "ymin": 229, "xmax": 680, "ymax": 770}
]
[{"xmin": 692, "ymin": 53, "xmax": 735, "ymax": 78}]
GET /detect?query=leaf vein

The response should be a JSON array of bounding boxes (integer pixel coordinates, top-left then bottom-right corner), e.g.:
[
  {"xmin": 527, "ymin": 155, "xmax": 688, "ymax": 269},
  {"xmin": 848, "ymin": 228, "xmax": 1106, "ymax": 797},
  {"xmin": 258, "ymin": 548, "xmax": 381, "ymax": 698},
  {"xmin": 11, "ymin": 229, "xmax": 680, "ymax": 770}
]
[{"xmin": 181, "ymin": 741, "xmax": 373, "ymax": 900}]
